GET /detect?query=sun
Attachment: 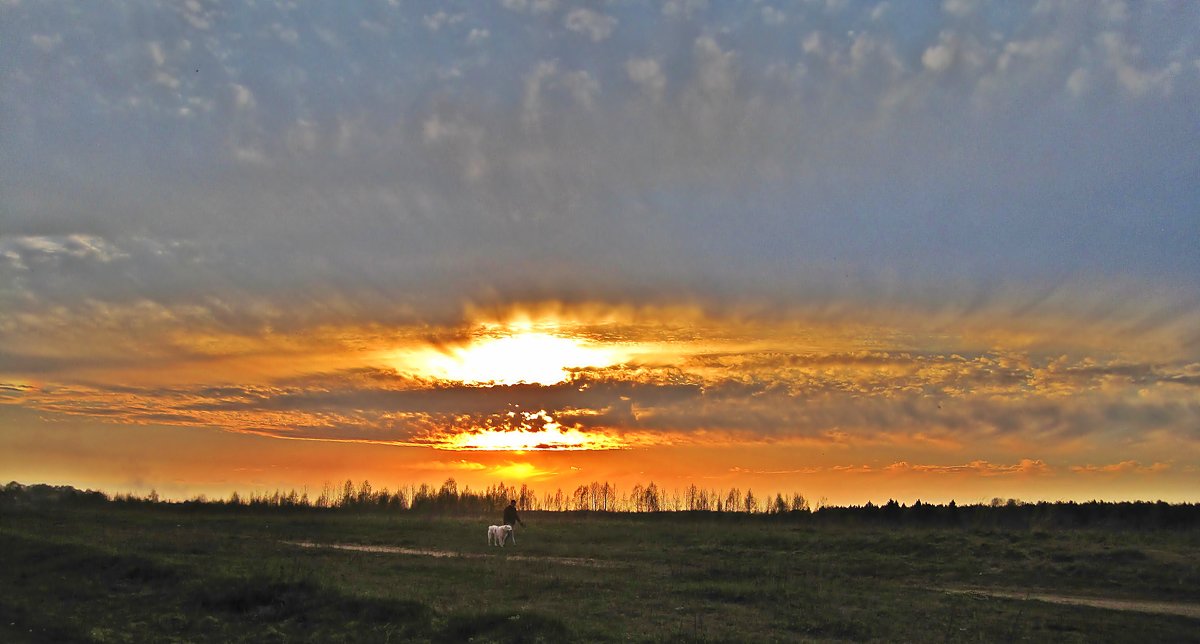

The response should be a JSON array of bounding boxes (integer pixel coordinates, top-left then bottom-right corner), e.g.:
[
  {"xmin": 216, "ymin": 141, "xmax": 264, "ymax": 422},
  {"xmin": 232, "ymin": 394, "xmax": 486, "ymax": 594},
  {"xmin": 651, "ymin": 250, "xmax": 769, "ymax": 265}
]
[
  {"xmin": 402, "ymin": 332, "xmax": 620, "ymax": 386},
  {"xmin": 423, "ymin": 409, "xmax": 630, "ymax": 451},
  {"xmin": 443, "ymin": 426, "xmax": 627, "ymax": 451}
]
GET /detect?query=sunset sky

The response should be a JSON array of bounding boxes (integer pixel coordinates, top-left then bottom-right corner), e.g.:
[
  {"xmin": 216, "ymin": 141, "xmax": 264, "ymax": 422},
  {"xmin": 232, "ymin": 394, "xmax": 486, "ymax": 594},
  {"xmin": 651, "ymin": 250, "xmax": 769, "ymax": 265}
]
[{"xmin": 2, "ymin": 0, "xmax": 1198, "ymax": 506}]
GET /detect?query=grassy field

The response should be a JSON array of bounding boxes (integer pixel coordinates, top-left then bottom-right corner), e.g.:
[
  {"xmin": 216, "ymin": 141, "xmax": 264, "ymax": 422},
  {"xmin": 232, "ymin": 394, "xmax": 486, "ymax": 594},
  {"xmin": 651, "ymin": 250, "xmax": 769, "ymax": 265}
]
[{"xmin": 2, "ymin": 505, "xmax": 1198, "ymax": 642}]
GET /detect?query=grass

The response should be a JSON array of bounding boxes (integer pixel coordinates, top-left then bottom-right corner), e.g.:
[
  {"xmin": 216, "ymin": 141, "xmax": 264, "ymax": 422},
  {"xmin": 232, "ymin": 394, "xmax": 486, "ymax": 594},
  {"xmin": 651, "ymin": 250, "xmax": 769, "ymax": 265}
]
[{"xmin": 1, "ymin": 505, "xmax": 1198, "ymax": 642}]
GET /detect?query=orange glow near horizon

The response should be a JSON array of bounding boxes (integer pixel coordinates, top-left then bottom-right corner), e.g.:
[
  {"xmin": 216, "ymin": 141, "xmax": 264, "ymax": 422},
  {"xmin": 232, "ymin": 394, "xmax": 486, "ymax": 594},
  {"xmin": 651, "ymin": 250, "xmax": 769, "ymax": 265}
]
[{"xmin": 3, "ymin": 298, "xmax": 1199, "ymax": 504}]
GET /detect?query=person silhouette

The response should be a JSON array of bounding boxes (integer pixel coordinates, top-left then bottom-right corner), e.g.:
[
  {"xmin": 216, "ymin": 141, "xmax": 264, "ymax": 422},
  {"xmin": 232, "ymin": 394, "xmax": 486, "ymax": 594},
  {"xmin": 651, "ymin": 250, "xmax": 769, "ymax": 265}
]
[{"xmin": 502, "ymin": 499, "xmax": 525, "ymax": 545}]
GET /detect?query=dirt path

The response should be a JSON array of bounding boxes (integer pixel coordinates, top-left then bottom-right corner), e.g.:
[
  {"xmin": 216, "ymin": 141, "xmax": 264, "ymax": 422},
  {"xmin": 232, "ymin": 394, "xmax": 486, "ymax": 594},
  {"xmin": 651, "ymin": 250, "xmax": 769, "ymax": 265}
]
[
  {"xmin": 284, "ymin": 540, "xmax": 623, "ymax": 568},
  {"xmin": 941, "ymin": 588, "xmax": 1200, "ymax": 619}
]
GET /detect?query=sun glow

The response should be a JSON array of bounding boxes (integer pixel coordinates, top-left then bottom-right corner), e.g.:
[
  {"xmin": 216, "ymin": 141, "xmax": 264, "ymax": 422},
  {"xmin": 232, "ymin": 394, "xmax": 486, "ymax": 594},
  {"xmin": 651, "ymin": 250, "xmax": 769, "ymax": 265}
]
[
  {"xmin": 490, "ymin": 462, "xmax": 557, "ymax": 480},
  {"xmin": 403, "ymin": 332, "xmax": 621, "ymax": 386},
  {"xmin": 441, "ymin": 427, "xmax": 627, "ymax": 451}
]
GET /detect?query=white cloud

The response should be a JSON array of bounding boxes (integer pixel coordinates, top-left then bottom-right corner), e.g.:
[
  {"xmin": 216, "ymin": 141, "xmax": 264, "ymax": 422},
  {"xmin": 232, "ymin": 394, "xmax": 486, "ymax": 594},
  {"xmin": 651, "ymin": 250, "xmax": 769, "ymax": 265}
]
[
  {"xmin": 147, "ymin": 41, "xmax": 167, "ymax": 67},
  {"xmin": 31, "ymin": 33, "xmax": 62, "ymax": 52},
  {"xmin": 422, "ymin": 113, "xmax": 476, "ymax": 144},
  {"xmin": 269, "ymin": 23, "xmax": 300, "ymax": 45},
  {"xmin": 522, "ymin": 60, "xmax": 558, "ymax": 128},
  {"xmin": 802, "ymin": 32, "xmax": 825, "ymax": 56},
  {"xmin": 922, "ymin": 40, "xmax": 955, "ymax": 72},
  {"xmin": 231, "ymin": 83, "xmax": 256, "ymax": 110},
  {"xmin": 181, "ymin": 0, "xmax": 211, "ymax": 30},
  {"xmin": 1098, "ymin": 31, "xmax": 1181, "ymax": 97},
  {"xmin": 663, "ymin": 0, "xmax": 707, "ymax": 19},
  {"xmin": 1066, "ymin": 68, "xmax": 1089, "ymax": 97},
  {"xmin": 467, "ymin": 28, "xmax": 490, "ymax": 45},
  {"xmin": 564, "ymin": 8, "xmax": 617, "ymax": 43},
  {"xmin": 693, "ymin": 36, "xmax": 735, "ymax": 98},
  {"xmin": 626, "ymin": 57, "xmax": 666, "ymax": 101},
  {"xmin": 423, "ymin": 11, "xmax": 464, "ymax": 32},
  {"xmin": 942, "ymin": 0, "xmax": 977, "ymax": 18},
  {"xmin": 518, "ymin": 61, "xmax": 602, "ymax": 125},
  {"xmin": 500, "ymin": 0, "xmax": 558, "ymax": 14},
  {"xmin": 154, "ymin": 71, "xmax": 181, "ymax": 89},
  {"xmin": 561, "ymin": 70, "xmax": 600, "ymax": 109},
  {"xmin": 996, "ymin": 38, "xmax": 1061, "ymax": 73},
  {"xmin": 761, "ymin": 6, "xmax": 786, "ymax": 26},
  {"xmin": 0, "ymin": 235, "xmax": 129, "ymax": 264}
]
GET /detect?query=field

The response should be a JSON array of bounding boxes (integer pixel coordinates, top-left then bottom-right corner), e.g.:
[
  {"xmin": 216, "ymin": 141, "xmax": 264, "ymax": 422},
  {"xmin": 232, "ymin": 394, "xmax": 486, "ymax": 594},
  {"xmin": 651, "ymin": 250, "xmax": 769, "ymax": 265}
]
[{"xmin": 2, "ymin": 504, "xmax": 1198, "ymax": 642}]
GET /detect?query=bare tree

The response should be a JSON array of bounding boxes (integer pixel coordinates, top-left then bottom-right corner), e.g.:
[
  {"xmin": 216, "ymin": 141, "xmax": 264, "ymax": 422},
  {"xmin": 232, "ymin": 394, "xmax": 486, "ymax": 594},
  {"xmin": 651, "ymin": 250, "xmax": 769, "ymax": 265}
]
[
  {"xmin": 790, "ymin": 493, "xmax": 809, "ymax": 513},
  {"xmin": 743, "ymin": 489, "xmax": 757, "ymax": 514}
]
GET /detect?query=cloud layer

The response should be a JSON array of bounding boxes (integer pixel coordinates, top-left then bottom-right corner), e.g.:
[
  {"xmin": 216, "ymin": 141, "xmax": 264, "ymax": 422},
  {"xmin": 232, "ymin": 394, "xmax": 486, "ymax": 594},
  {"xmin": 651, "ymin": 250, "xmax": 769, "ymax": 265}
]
[{"xmin": 2, "ymin": 0, "xmax": 1198, "ymax": 310}]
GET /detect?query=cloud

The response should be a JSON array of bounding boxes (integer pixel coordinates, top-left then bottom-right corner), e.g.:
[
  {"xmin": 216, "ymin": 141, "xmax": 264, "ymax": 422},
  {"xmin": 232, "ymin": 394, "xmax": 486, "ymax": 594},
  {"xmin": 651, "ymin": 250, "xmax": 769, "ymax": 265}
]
[
  {"xmin": 500, "ymin": 0, "xmax": 557, "ymax": 14},
  {"xmin": 922, "ymin": 36, "xmax": 956, "ymax": 72},
  {"xmin": 563, "ymin": 8, "xmax": 616, "ymax": 43},
  {"xmin": 416, "ymin": 459, "xmax": 488, "ymax": 472},
  {"xmin": 4, "ymin": 298, "xmax": 1199, "ymax": 462},
  {"xmin": 1098, "ymin": 31, "xmax": 1182, "ymax": 97},
  {"xmin": 692, "ymin": 36, "xmax": 735, "ymax": 98},
  {"xmin": 31, "ymin": 33, "xmax": 61, "ymax": 52},
  {"xmin": 942, "ymin": 0, "xmax": 977, "ymax": 18},
  {"xmin": 626, "ymin": 57, "xmax": 666, "ymax": 101},
  {"xmin": 179, "ymin": 0, "xmax": 211, "ymax": 30},
  {"xmin": 885, "ymin": 459, "xmax": 1051, "ymax": 476},
  {"xmin": 0, "ymin": 234, "xmax": 129, "ymax": 266},
  {"xmin": 231, "ymin": 83, "xmax": 256, "ymax": 110},
  {"xmin": 4, "ymin": 1, "xmax": 1196, "ymax": 309},
  {"xmin": 761, "ymin": 7, "xmax": 786, "ymax": 26},
  {"xmin": 1070, "ymin": 461, "xmax": 1171, "ymax": 475},
  {"xmin": 663, "ymin": 0, "xmax": 707, "ymax": 19},
  {"xmin": 422, "ymin": 11, "xmax": 464, "ymax": 32},
  {"xmin": 466, "ymin": 28, "xmax": 489, "ymax": 45}
]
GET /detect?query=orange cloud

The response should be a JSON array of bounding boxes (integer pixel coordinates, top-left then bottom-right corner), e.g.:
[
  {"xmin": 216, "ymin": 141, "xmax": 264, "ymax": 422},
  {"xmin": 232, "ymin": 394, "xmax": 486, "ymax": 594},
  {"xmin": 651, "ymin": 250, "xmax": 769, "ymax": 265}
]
[
  {"xmin": 885, "ymin": 459, "xmax": 1051, "ymax": 476},
  {"xmin": 1070, "ymin": 461, "xmax": 1171, "ymax": 475}
]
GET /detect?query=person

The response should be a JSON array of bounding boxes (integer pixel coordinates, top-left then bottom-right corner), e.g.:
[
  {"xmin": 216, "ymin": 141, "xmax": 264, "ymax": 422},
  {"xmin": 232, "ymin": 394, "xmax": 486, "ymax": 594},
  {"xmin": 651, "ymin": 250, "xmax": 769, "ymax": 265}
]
[{"xmin": 502, "ymin": 499, "xmax": 525, "ymax": 545}]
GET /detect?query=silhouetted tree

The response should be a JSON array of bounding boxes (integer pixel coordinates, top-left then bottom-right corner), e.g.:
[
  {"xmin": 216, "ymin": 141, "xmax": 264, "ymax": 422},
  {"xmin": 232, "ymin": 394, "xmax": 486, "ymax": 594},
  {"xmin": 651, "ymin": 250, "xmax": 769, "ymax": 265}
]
[
  {"xmin": 791, "ymin": 493, "xmax": 809, "ymax": 512},
  {"xmin": 772, "ymin": 493, "xmax": 788, "ymax": 514}
]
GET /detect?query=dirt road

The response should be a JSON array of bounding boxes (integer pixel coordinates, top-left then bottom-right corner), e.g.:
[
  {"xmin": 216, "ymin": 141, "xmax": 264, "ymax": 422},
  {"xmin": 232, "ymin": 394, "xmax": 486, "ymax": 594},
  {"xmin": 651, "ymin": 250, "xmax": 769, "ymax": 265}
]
[
  {"xmin": 941, "ymin": 587, "xmax": 1200, "ymax": 619},
  {"xmin": 284, "ymin": 540, "xmax": 623, "ymax": 568}
]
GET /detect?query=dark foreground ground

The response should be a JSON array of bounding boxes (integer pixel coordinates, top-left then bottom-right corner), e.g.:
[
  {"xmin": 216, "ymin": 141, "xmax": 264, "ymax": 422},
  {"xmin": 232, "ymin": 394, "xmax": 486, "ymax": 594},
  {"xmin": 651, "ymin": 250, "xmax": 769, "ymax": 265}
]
[{"xmin": 1, "ymin": 505, "xmax": 1198, "ymax": 642}]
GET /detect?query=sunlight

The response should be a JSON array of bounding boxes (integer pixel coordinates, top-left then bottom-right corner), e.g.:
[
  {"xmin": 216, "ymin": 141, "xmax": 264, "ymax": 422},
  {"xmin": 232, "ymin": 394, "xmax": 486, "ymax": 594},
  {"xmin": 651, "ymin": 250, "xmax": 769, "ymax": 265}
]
[
  {"xmin": 441, "ymin": 426, "xmax": 627, "ymax": 451},
  {"xmin": 490, "ymin": 462, "xmax": 557, "ymax": 480},
  {"xmin": 405, "ymin": 332, "xmax": 621, "ymax": 386}
]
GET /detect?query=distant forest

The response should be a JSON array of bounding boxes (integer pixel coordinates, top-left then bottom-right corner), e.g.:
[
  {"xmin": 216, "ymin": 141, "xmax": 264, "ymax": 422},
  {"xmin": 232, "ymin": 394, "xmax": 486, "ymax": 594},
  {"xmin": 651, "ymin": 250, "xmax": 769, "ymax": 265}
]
[{"xmin": 4, "ymin": 480, "xmax": 1198, "ymax": 530}]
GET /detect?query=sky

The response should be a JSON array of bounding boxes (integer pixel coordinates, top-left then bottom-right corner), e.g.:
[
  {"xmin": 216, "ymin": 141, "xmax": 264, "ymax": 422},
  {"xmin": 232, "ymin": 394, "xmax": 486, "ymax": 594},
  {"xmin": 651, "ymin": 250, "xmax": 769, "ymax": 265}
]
[{"xmin": 2, "ymin": 0, "xmax": 1199, "ymax": 506}]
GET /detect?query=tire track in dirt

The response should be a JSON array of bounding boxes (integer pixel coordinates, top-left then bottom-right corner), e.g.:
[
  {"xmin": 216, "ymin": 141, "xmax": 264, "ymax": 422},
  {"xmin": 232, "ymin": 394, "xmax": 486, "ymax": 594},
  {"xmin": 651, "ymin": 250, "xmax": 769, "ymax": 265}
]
[
  {"xmin": 284, "ymin": 540, "xmax": 624, "ymax": 568},
  {"xmin": 940, "ymin": 587, "xmax": 1200, "ymax": 619}
]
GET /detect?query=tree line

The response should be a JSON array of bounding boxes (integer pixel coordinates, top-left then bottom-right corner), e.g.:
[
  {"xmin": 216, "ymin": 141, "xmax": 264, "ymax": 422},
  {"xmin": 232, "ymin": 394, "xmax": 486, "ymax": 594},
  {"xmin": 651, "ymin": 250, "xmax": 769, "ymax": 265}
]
[
  {"xmin": 3, "ymin": 480, "xmax": 1198, "ymax": 529},
  {"xmin": 0, "ymin": 478, "xmax": 808, "ymax": 514}
]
